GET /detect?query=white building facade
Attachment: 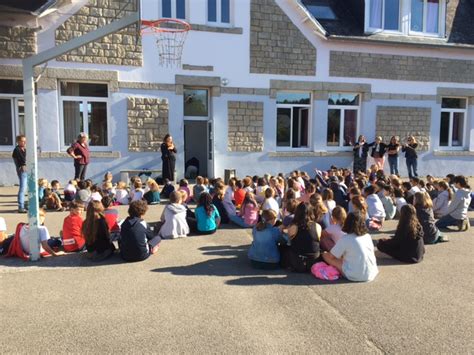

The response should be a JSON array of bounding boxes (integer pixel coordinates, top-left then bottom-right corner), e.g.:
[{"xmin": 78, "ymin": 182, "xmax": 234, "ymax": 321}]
[{"xmin": 0, "ymin": 0, "xmax": 473, "ymax": 184}]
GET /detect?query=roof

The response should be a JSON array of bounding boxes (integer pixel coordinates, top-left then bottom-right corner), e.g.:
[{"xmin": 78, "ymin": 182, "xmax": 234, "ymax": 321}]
[
  {"xmin": 300, "ymin": 0, "xmax": 474, "ymax": 48},
  {"xmin": 0, "ymin": 0, "xmax": 57, "ymax": 15}
]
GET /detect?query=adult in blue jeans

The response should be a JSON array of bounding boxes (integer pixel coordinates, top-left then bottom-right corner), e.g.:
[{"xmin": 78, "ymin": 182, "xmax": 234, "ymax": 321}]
[
  {"xmin": 12, "ymin": 135, "xmax": 27, "ymax": 213},
  {"xmin": 401, "ymin": 136, "xmax": 418, "ymax": 179},
  {"xmin": 386, "ymin": 136, "xmax": 400, "ymax": 176}
]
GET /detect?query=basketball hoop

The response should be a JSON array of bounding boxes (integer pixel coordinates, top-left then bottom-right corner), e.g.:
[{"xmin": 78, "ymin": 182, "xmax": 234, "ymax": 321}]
[{"xmin": 141, "ymin": 19, "xmax": 191, "ymax": 68}]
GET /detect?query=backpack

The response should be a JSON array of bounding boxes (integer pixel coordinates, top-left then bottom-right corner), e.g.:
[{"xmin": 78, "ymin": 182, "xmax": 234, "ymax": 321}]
[{"xmin": 6, "ymin": 223, "xmax": 28, "ymax": 260}]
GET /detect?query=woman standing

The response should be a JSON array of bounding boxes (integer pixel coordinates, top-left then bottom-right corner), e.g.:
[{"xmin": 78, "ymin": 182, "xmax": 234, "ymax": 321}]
[
  {"xmin": 161, "ymin": 134, "xmax": 177, "ymax": 182},
  {"xmin": 386, "ymin": 136, "xmax": 400, "ymax": 176},
  {"xmin": 352, "ymin": 135, "xmax": 369, "ymax": 174},
  {"xmin": 67, "ymin": 132, "xmax": 90, "ymax": 181},
  {"xmin": 369, "ymin": 136, "xmax": 387, "ymax": 171},
  {"xmin": 401, "ymin": 136, "xmax": 418, "ymax": 179}
]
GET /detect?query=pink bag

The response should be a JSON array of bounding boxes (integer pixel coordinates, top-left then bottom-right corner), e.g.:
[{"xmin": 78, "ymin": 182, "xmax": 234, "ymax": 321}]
[{"xmin": 311, "ymin": 261, "xmax": 341, "ymax": 281}]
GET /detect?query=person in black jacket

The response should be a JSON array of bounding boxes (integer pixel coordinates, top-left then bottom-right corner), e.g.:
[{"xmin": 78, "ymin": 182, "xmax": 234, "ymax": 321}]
[
  {"xmin": 161, "ymin": 134, "xmax": 177, "ymax": 182},
  {"xmin": 369, "ymin": 136, "xmax": 387, "ymax": 171},
  {"xmin": 352, "ymin": 135, "xmax": 370, "ymax": 174},
  {"xmin": 401, "ymin": 136, "xmax": 418, "ymax": 179},
  {"xmin": 12, "ymin": 135, "xmax": 27, "ymax": 213},
  {"xmin": 377, "ymin": 204, "xmax": 425, "ymax": 263},
  {"xmin": 120, "ymin": 200, "xmax": 161, "ymax": 262},
  {"xmin": 82, "ymin": 200, "xmax": 115, "ymax": 261}
]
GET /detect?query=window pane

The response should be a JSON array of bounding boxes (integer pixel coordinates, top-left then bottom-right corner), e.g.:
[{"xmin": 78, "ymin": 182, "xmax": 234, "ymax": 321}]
[
  {"xmin": 162, "ymin": 0, "xmax": 171, "ymax": 17},
  {"xmin": 184, "ymin": 89, "xmax": 208, "ymax": 116},
  {"xmin": 0, "ymin": 79, "xmax": 23, "ymax": 94},
  {"xmin": 327, "ymin": 109, "xmax": 341, "ymax": 146},
  {"xmin": 370, "ymin": 0, "xmax": 382, "ymax": 28},
  {"xmin": 0, "ymin": 99, "xmax": 13, "ymax": 146},
  {"xmin": 63, "ymin": 101, "xmax": 84, "ymax": 146},
  {"xmin": 452, "ymin": 112, "xmax": 464, "ymax": 147},
  {"xmin": 277, "ymin": 108, "xmax": 291, "ymax": 147},
  {"xmin": 299, "ymin": 108, "xmax": 309, "ymax": 147},
  {"xmin": 343, "ymin": 110, "xmax": 357, "ymax": 146},
  {"xmin": 411, "ymin": 0, "xmax": 423, "ymax": 31},
  {"xmin": 17, "ymin": 99, "xmax": 25, "ymax": 135},
  {"xmin": 439, "ymin": 112, "xmax": 449, "ymax": 146},
  {"xmin": 176, "ymin": 0, "xmax": 186, "ymax": 19},
  {"xmin": 60, "ymin": 82, "xmax": 108, "ymax": 97},
  {"xmin": 384, "ymin": 0, "xmax": 399, "ymax": 30},
  {"xmin": 88, "ymin": 102, "xmax": 108, "ymax": 146},
  {"xmin": 276, "ymin": 92, "xmax": 310, "ymax": 105},
  {"xmin": 441, "ymin": 98, "xmax": 467, "ymax": 109},
  {"xmin": 221, "ymin": 0, "xmax": 230, "ymax": 23},
  {"xmin": 208, "ymin": 0, "xmax": 217, "ymax": 21},
  {"xmin": 328, "ymin": 93, "xmax": 359, "ymax": 106},
  {"xmin": 426, "ymin": 0, "xmax": 439, "ymax": 33}
]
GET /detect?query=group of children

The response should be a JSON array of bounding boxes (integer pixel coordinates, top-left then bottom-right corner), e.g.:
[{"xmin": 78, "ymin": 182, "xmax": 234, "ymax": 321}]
[{"xmin": 1, "ymin": 168, "xmax": 472, "ymax": 282}]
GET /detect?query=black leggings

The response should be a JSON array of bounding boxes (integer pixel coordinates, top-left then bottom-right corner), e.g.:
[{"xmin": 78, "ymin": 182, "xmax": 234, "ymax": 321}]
[{"xmin": 74, "ymin": 162, "xmax": 88, "ymax": 180}]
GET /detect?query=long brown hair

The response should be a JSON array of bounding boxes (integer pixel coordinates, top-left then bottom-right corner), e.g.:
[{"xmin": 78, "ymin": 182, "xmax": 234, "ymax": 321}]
[
  {"xmin": 82, "ymin": 200, "xmax": 106, "ymax": 245},
  {"xmin": 256, "ymin": 209, "xmax": 277, "ymax": 231},
  {"xmin": 396, "ymin": 205, "xmax": 422, "ymax": 239},
  {"xmin": 437, "ymin": 181, "xmax": 452, "ymax": 201},
  {"xmin": 413, "ymin": 192, "xmax": 433, "ymax": 209},
  {"xmin": 351, "ymin": 195, "xmax": 368, "ymax": 216},
  {"xmin": 309, "ymin": 193, "xmax": 328, "ymax": 222}
]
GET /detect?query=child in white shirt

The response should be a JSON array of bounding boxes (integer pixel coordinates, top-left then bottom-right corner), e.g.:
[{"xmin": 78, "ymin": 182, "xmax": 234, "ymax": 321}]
[{"xmin": 261, "ymin": 187, "xmax": 280, "ymax": 220}]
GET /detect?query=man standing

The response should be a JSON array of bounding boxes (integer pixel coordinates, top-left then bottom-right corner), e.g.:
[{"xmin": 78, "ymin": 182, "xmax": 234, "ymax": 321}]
[{"xmin": 12, "ymin": 135, "xmax": 27, "ymax": 213}]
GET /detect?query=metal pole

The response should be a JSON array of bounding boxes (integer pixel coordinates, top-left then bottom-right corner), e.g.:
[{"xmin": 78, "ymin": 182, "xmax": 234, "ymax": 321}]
[{"xmin": 22, "ymin": 64, "xmax": 40, "ymax": 261}]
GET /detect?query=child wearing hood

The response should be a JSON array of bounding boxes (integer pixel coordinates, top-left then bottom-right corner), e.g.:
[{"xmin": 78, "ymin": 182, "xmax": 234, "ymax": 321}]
[
  {"xmin": 436, "ymin": 175, "xmax": 471, "ymax": 231},
  {"xmin": 158, "ymin": 191, "xmax": 190, "ymax": 239}
]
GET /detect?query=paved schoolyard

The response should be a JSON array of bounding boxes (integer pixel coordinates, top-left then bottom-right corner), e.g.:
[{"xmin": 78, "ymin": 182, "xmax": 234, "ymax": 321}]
[{"xmin": 0, "ymin": 186, "xmax": 472, "ymax": 354}]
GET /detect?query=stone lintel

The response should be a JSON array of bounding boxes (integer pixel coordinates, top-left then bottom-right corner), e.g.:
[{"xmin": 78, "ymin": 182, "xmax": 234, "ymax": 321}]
[
  {"xmin": 175, "ymin": 75, "xmax": 221, "ymax": 87},
  {"xmin": 436, "ymin": 87, "xmax": 474, "ymax": 103},
  {"xmin": 182, "ymin": 64, "xmax": 214, "ymax": 72}
]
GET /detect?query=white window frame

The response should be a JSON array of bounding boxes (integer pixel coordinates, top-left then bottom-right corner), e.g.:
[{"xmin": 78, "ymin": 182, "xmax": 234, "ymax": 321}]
[
  {"xmin": 160, "ymin": 0, "xmax": 187, "ymax": 20},
  {"xmin": 207, "ymin": 0, "xmax": 232, "ymax": 27},
  {"xmin": 59, "ymin": 81, "xmax": 111, "ymax": 152},
  {"xmin": 408, "ymin": 0, "xmax": 446, "ymax": 37},
  {"xmin": 365, "ymin": 0, "xmax": 402, "ymax": 34},
  {"xmin": 276, "ymin": 92, "xmax": 312, "ymax": 152},
  {"xmin": 327, "ymin": 93, "xmax": 360, "ymax": 150},
  {"xmin": 0, "ymin": 94, "xmax": 24, "ymax": 150},
  {"xmin": 439, "ymin": 97, "xmax": 468, "ymax": 150}
]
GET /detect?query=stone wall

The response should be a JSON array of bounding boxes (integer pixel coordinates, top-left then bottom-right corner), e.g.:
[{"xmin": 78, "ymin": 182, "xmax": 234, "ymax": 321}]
[
  {"xmin": 330, "ymin": 51, "xmax": 474, "ymax": 83},
  {"xmin": 228, "ymin": 101, "xmax": 264, "ymax": 152},
  {"xmin": 376, "ymin": 107, "xmax": 431, "ymax": 150},
  {"xmin": 55, "ymin": 0, "xmax": 142, "ymax": 66},
  {"xmin": 250, "ymin": 0, "xmax": 316, "ymax": 76},
  {"xmin": 127, "ymin": 97, "xmax": 168, "ymax": 152},
  {"xmin": 0, "ymin": 26, "xmax": 36, "ymax": 59}
]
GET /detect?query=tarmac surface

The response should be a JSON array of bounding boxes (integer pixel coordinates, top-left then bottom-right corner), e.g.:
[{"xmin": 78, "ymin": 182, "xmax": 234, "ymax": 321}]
[{"xmin": 0, "ymin": 186, "xmax": 473, "ymax": 354}]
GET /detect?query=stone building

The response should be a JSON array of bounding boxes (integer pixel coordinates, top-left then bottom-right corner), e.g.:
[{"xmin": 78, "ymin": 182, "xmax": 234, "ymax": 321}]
[{"xmin": 0, "ymin": 0, "xmax": 473, "ymax": 184}]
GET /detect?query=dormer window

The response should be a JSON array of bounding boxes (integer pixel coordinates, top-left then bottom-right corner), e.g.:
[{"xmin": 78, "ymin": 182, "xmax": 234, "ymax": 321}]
[{"xmin": 369, "ymin": 0, "xmax": 400, "ymax": 31}]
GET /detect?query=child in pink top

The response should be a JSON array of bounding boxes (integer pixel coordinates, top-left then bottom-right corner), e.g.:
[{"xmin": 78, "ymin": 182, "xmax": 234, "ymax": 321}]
[
  {"xmin": 320, "ymin": 206, "xmax": 347, "ymax": 252},
  {"xmin": 229, "ymin": 192, "xmax": 259, "ymax": 228},
  {"xmin": 178, "ymin": 179, "xmax": 192, "ymax": 203}
]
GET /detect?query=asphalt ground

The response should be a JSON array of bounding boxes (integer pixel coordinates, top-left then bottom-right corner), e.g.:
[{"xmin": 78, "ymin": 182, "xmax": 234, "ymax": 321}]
[{"xmin": 0, "ymin": 186, "xmax": 473, "ymax": 354}]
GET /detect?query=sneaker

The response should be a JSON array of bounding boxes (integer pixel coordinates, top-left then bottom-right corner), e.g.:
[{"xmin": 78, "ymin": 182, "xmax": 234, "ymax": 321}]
[
  {"xmin": 437, "ymin": 235, "xmax": 449, "ymax": 243},
  {"xmin": 18, "ymin": 208, "xmax": 27, "ymax": 214},
  {"xmin": 460, "ymin": 219, "xmax": 470, "ymax": 232}
]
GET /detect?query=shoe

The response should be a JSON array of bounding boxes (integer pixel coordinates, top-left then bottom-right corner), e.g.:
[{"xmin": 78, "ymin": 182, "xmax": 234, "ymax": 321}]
[
  {"xmin": 18, "ymin": 208, "xmax": 27, "ymax": 214},
  {"xmin": 437, "ymin": 235, "xmax": 449, "ymax": 243},
  {"xmin": 458, "ymin": 219, "xmax": 470, "ymax": 232}
]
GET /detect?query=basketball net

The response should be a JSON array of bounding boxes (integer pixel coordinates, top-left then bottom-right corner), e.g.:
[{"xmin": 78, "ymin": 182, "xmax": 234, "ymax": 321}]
[{"xmin": 141, "ymin": 19, "xmax": 191, "ymax": 68}]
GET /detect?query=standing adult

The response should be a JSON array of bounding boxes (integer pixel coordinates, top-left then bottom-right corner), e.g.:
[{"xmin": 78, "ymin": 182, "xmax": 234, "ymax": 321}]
[
  {"xmin": 161, "ymin": 134, "xmax": 177, "ymax": 182},
  {"xmin": 352, "ymin": 135, "xmax": 369, "ymax": 174},
  {"xmin": 369, "ymin": 136, "xmax": 387, "ymax": 171},
  {"xmin": 67, "ymin": 132, "xmax": 90, "ymax": 181},
  {"xmin": 401, "ymin": 136, "xmax": 418, "ymax": 179},
  {"xmin": 12, "ymin": 135, "xmax": 27, "ymax": 213},
  {"xmin": 386, "ymin": 136, "xmax": 400, "ymax": 176}
]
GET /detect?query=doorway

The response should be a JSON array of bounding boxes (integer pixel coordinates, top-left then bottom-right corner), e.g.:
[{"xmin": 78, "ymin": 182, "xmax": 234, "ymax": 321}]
[{"xmin": 184, "ymin": 120, "xmax": 208, "ymax": 178}]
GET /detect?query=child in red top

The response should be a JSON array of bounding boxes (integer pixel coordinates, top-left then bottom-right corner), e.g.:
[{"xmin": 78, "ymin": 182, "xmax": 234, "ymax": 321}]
[
  {"xmin": 102, "ymin": 195, "xmax": 120, "ymax": 233},
  {"xmin": 62, "ymin": 201, "xmax": 85, "ymax": 252},
  {"xmin": 234, "ymin": 180, "xmax": 246, "ymax": 208}
]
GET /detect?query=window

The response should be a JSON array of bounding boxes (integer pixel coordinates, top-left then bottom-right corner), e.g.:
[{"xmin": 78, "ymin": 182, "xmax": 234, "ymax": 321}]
[
  {"xmin": 439, "ymin": 98, "xmax": 467, "ymax": 148},
  {"xmin": 276, "ymin": 93, "xmax": 311, "ymax": 149},
  {"xmin": 302, "ymin": 1, "xmax": 337, "ymax": 20},
  {"xmin": 184, "ymin": 88, "xmax": 209, "ymax": 117},
  {"xmin": 410, "ymin": 0, "xmax": 440, "ymax": 34},
  {"xmin": 0, "ymin": 79, "xmax": 24, "ymax": 147},
  {"xmin": 60, "ymin": 82, "xmax": 109, "ymax": 147},
  {"xmin": 162, "ymin": 0, "xmax": 186, "ymax": 19},
  {"xmin": 369, "ymin": 0, "xmax": 400, "ymax": 31},
  {"xmin": 327, "ymin": 93, "xmax": 359, "ymax": 148},
  {"xmin": 208, "ymin": 0, "xmax": 230, "ymax": 24}
]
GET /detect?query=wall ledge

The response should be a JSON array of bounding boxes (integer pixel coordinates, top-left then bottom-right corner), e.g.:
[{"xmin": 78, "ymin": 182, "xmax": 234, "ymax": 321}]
[
  {"xmin": 0, "ymin": 151, "xmax": 121, "ymax": 159},
  {"xmin": 269, "ymin": 151, "xmax": 352, "ymax": 158},
  {"xmin": 433, "ymin": 150, "xmax": 474, "ymax": 157}
]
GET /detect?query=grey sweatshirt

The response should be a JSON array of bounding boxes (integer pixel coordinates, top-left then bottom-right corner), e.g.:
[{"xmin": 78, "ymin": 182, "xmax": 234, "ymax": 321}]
[{"xmin": 446, "ymin": 188, "xmax": 471, "ymax": 220}]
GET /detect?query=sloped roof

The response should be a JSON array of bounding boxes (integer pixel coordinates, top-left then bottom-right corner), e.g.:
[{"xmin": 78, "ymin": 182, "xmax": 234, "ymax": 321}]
[{"xmin": 300, "ymin": 0, "xmax": 474, "ymax": 48}]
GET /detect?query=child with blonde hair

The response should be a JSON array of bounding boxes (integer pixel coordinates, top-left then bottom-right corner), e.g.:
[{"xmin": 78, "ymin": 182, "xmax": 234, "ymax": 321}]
[
  {"xmin": 143, "ymin": 179, "xmax": 161, "ymax": 205},
  {"xmin": 130, "ymin": 180, "xmax": 144, "ymax": 202},
  {"xmin": 115, "ymin": 181, "xmax": 129, "ymax": 205},
  {"xmin": 159, "ymin": 191, "xmax": 189, "ymax": 239},
  {"xmin": 320, "ymin": 206, "xmax": 347, "ymax": 252}
]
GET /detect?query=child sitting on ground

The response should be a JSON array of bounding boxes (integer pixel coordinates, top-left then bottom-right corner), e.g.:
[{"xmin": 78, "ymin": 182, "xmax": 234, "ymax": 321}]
[
  {"xmin": 380, "ymin": 185, "xmax": 396, "ymax": 220},
  {"xmin": 178, "ymin": 179, "xmax": 192, "ymax": 203},
  {"xmin": 61, "ymin": 201, "xmax": 85, "ymax": 252},
  {"xmin": 320, "ymin": 206, "xmax": 347, "ymax": 252},
  {"xmin": 38, "ymin": 178, "xmax": 48, "ymax": 202},
  {"xmin": 143, "ymin": 178, "xmax": 161, "ymax": 205},
  {"xmin": 130, "ymin": 180, "xmax": 144, "ymax": 202},
  {"xmin": 160, "ymin": 178, "xmax": 175, "ymax": 199},
  {"xmin": 115, "ymin": 181, "xmax": 129, "ymax": 205},
  {"xmin": 261, "ymin": 187, "xmax": 280, "ymax": 220},
  {"xmin": 212, "ymin": 183, "xmax": 230, "ymax": 224},
  {"xmin": 82, "ymin": 200, "xmax": 115, "ymax": 261},
  {"xmin": 193, "ymin": 176, "xmax": 207, "ymax": 203},
  {"xmin": 51, "ymin": 180, "xmax": 62, "ymax": 201},
  {"xmin": 322, "ymin": 188, "xmax": 336, "ymax": 213},
  {"xmin": 64, "ymin": 179, "xmax": 77, "ymax": 202},
  {"xmin": 233, "ymin": 180, "xmax": 246, "ymax": 208},
  {"xmin": 229, "ymin": 191, "xmax": 259, "ymax": 228},
  {"xmin": 414, "ymin": 192, "xmax": 447, "ymax": 244},
  {"xmin": 393, "ymin": 188, "xmax": 407, "ymax": 215},
  {"xmin": 75, "ymin": 180, "xmax": 91, "ymax": 205},
  {"xmin": 432, "ymin": 181, "xmax": 451, "ymax": 219},
  {"xmin": 188, "ymin": 192, "xmax": 221, "ymax": 235},
  {"xmin": 323, "ymin": 212, "xmax": 378, "ymax": 282},
  {"xmin": 282, "ymin": 199, "xmax": 298, "ymax": 227},
  {"xmin": 158, "ymin": 191, "xmax": 189, "ymax": 239},
  {"xmin": 248, "ymin": 210, "xmax": 288, "ymax": 270},
  {"xmin": 102, "ymin": 195, "xmax": 120, "ymax": 234},
  {"xmin": 377, "ymin": 204, "xmax": 425, "ymax": 263},
  {"xmin": 364, "ymin": 185, "xmax": 386, "ymax": 231},
  {"xmin": 436, "ymin": 175, "xmax": 471, "ymax": 231},
  {"xmin": 119, "ymin": 200, "xmax": 161, "ymax": 262},
  {"xmin": 41, "ymin": 188, "xmax": 64, "ymax": 211}
]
